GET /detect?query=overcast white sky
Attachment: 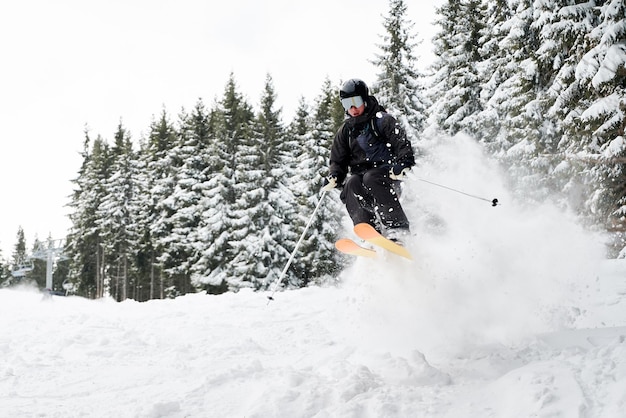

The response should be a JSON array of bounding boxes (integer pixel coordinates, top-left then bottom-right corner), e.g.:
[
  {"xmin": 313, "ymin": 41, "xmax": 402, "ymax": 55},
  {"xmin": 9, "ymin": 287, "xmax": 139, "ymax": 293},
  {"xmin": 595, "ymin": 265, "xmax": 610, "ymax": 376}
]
[{"xmin": 0, "ymin": 0, "xmax": 443, "ymax": 258}]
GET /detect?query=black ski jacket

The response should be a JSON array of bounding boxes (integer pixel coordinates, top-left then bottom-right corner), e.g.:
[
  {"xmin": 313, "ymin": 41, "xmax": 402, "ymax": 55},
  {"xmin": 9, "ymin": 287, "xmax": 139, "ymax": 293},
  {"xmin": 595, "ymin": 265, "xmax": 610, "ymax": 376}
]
[{"xmin": 329, "ymin": 96, "xmax": 415, "ymax": 184}]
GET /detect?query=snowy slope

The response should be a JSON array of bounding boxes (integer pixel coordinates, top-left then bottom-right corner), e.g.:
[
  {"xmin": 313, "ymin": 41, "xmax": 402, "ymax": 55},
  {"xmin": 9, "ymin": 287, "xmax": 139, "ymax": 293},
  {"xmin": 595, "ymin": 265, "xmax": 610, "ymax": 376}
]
[
  {"xmin": 1, "ymin": 270, "xmax": 625, "ymax": 418},
  {"xmin": 2, "ymin": 134, "xmax": 625, "ymax": 417}
]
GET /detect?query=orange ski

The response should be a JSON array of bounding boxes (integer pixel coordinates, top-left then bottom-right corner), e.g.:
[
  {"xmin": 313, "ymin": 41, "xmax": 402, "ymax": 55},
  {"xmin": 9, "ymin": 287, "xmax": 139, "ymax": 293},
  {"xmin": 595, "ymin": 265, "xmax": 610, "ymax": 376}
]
[
  {"xmin": 353, "ymin": 223, "xmax": 413, "ymax": 260},
  {"xmin": 335, "ymin": 238, "xmax": 377, "ymax": 258}
]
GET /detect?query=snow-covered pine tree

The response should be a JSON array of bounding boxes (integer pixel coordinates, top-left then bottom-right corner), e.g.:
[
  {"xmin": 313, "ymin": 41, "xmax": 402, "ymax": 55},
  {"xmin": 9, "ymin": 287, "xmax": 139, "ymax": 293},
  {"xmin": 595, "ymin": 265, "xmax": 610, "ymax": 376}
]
[
  {"xmin": 11, "ymin": 227, "xmax": 27, "ymax": 267},
  {"xmin": 285, "ymin": 93, "xmax": 341, "ymax": 288},
  {"xmin": 468, "ymin": 0, "xmax": 553, "ymax": 197},
  {"xmin": 137, "ymin": 109, "xmax": 179, "ymax": 299},
  {"xmin": 0, "ymin": 254, "xmax": 8, "ymax": 286},
  {"xmin": 371, "ymin": 0, "xmax": 428, "ymax": 140},
  {"xmin": 570, "ymin": 0, "xmax": 626, "ymax": 253},
  {"xmin": 428, "ymin": 0, "xmax": 625, "ymax": 253},
  {"xmin": 96, "ymin": 122, "xmax": 141, "ymax": 301},
  {"xmin": 128, "ymin": 141, "xmax": 150, "ymax": 301},
  {"xmin": 255, "ymin": 74, "xmax": 302, "ymax": 289},
  {"xmin": 529, "ymin": 1, "xmax": 597, "ymax": 212},
  {"xmin": 154, "ymin": 101, "xmax": 213, "ymax": 297},
  {"xmin": 429, "ymin": 0, "xmax": 486, "ymax": 136},
  {"xmin": 473, "ymin": 0, "xmax": 511, "ymax": 152},
  {"xmin": 9, "ymin": 227, "xmax": 28, "ymax": 286},
  {"xmin": 226, "ymin": 76, "xmax": 281, "ymax": 290},
  {"xmin": 500, "ymin": 0, "xmax": 566, "ymax": 196},
  {"xmin": 189, "ymin": 106, "xmax": 232, "ymax": 294},
  {"xmin": 287, "ymin": 96, "xmax": 318, "ymax": 284},
  {"xmin": 294, "ymin": 78, "xmax": 343, "ymax": 282},
  {"xmin": 66, "ymin": 132, "xmax": 112, "ymax": 298},
  {"xmin": 193, "ymin": 74, "xmax": 254, "ymax": 292}
]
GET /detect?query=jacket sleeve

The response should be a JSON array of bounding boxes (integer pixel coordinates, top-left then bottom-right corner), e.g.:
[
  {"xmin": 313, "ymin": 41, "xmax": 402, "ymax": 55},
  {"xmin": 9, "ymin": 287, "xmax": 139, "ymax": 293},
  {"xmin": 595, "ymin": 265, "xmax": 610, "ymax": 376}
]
[
  {"xmin": 329, "ymin": 124, "xmax": 350, "ymax": 184},
  {"xmin": 379, "ymin": 113, "xmax": 415, "ymax": 169}
]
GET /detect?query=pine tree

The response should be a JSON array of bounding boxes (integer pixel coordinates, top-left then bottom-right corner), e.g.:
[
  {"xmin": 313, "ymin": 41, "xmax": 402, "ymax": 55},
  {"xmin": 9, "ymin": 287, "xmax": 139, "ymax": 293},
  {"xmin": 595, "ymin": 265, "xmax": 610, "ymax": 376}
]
[
  {"xmin": 570, "ymin": 0, "xmax": 626, "ymax": 250},
  {"xmin": 155, "ymin": 100, "xmax": 213, "ymax": 297},
  {"xmin": 7, "ymin": 227, "xmax": 31, "ymax": 286},
  {"xmin": 139, "ymin": 109, "xmax": 179, "ymax": 299},
  {"xmin": 372, "ymin": 0, "xmax": 428, "ymax": 139},
  {"xmin": 194, "ymin": 74, "xmax": 254, "ymax": 292},
  {"xmin": 429, "ymin": 0, "xmax": 486, "ymax": 136},
  {"xmin": 426, "ymin": 0, "xmax": 626, "ymax": 254},
  {"xmin": 66, "ymin": 132, "xmax": 112, "ymax": 298},
  {"xmin": 11, "ymin": 227, "xmax": 27, "ymax": 272},
  {"xmin": 227, "ymin": 74, "xmax": 302, "ymax": 290},
  {"xmin": 294, "ymin": 78, "xmax": 343, "ymax": 283},
  {"xmin": 96, "ymin": 122, "xmax": 141, "ymax": 301},
  {"xmin": 495, "ymin": 0, "xmax": 559, "ymax": 192},
  {"xmin": 466, "ymin": 0, "xmax": 559, "ymax": 196},
  {"xmin": 0, "ymin": 251, "xmax": 9, "ymax": 286},
  {"xmin": 227, "ymin": 77, "xmax": 277, "ymax": 289},
  {"xmin": 258, "ymin": 75, "xmax": 305, "ymax": 288},
  {"xmin": 473, "ymin": 0, "xmax": 512, "ymax": 151},
  {"xmin": 287, "ymin": 97, "xmax": 317, "ymax": 284},
  {"xmin": 287, "ymin": 94, "xmax": 342, "ymax": 285}
]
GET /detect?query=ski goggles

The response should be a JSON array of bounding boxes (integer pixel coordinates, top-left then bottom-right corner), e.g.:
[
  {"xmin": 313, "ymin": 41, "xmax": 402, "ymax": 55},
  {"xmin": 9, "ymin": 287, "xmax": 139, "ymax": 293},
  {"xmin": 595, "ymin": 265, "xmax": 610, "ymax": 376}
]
[{"xmin": 340, "ymin": 95, "xmax": 364, "ymax": 111}]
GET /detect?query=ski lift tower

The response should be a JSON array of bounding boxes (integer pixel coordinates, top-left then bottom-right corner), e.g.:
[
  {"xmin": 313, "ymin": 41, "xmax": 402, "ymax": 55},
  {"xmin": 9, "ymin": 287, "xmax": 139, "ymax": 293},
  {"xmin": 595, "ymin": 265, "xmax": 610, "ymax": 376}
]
[{"xmin": 31, "ymin": 238, "xmax": 68, "ymax": 290}]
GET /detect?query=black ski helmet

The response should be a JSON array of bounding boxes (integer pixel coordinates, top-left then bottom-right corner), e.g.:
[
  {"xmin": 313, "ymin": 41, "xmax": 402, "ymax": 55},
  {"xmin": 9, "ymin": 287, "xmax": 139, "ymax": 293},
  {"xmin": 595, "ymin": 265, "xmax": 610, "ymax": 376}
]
[{"xmin": 340, "ymin": 79, "xmax": 369, "ymax": 102}]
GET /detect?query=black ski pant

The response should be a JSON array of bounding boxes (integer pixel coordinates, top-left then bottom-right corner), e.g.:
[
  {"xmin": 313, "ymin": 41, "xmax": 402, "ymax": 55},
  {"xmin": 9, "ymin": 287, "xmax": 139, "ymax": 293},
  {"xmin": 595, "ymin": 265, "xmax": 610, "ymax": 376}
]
[{"xmin": 340, "ymin": 167, "xmax": 410, "ymax": 231}]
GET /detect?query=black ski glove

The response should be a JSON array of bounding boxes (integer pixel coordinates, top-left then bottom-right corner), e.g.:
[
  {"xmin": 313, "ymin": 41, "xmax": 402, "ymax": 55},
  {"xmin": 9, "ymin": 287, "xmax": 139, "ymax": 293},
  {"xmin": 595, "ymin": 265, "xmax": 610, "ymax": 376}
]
[{"xmin": 390, "ymin": 164, "xmax": 410, "ymax": 180}]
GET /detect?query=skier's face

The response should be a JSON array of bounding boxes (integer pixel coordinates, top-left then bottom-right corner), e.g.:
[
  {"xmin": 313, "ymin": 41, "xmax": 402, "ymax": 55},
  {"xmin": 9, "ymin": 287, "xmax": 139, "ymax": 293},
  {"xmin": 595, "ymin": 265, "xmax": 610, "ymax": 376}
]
[
  {"xmin": 347, "ymin": 103, "xmax": 365, "ymax": 117},
  {"xmin": 341, "ymin": 95, "xmax": 366, "ymax": 117}
]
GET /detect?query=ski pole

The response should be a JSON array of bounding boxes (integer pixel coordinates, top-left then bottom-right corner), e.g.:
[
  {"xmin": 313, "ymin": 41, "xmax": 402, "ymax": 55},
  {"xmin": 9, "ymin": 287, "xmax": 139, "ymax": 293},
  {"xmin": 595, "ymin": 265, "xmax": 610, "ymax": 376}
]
[
  {"xmin": 416, "ymin": 177, "xmax": 499, "ymax": 207},
  {"xmin": 267, "ymin": 190, "xmax": 328, "ymax": 304}
]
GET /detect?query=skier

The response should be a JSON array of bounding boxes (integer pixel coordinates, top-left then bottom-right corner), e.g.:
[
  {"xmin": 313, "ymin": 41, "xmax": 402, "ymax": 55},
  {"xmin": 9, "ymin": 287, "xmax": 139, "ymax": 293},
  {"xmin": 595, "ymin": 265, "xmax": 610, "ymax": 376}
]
[{"xmin": 322, "ymin": 78, "xmax": 415, "ymax": 243}]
